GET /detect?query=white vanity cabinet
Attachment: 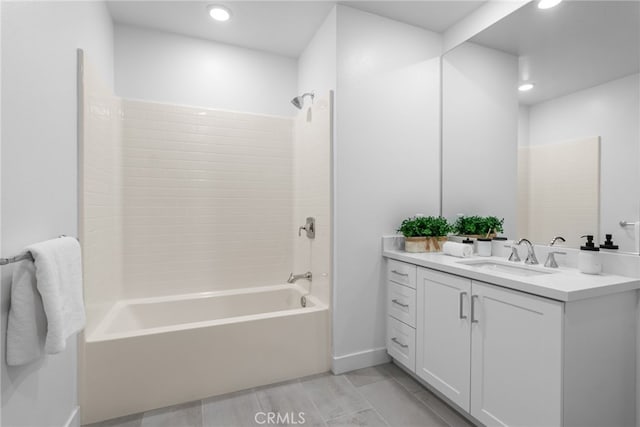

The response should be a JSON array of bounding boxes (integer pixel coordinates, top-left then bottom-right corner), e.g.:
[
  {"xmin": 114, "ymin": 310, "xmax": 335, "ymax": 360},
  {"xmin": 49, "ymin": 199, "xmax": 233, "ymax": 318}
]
[
  {"xmin": 386, "ymin": 259, "xmax": 417, "ymax": 371},
  {"xmin": 417, "ymin": 268, "xmax": 562, "ymax": 426},
  {"xmin": 386, "ymin": 258, "xmax": 637, "ymax": 427},
  {"xmin": 415, "ymin": 269, "xmax": 472, "ymax": 411}
]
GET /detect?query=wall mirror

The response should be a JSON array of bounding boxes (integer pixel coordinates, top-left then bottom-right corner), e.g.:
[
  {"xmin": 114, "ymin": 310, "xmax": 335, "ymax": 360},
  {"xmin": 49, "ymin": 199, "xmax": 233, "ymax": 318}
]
[{"xmin": 442, "ymin": 0, "xmax": 640, "ymax": 252}]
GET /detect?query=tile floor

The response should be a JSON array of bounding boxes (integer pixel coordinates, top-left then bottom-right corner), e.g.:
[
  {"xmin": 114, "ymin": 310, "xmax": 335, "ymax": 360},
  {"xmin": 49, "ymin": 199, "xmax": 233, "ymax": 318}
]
[{"xmin": 84, "ymin": 363, "xmax": 475, "ymax": 427}]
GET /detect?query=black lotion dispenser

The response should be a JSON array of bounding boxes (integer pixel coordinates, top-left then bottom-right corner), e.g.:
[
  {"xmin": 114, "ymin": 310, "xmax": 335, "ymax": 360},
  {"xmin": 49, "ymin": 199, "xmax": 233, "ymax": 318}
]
[{"xmin": 579, "ymin": 235, "xmax": 601, "ymax": 274}]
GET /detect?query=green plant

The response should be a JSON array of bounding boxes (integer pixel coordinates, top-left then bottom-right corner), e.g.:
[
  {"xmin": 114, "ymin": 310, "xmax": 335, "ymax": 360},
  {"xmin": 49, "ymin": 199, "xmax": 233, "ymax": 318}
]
[
  {"xmin": 397, "ymin": 216, "xmax": 452, "ymax": 237},
  {"xmin": 453, "ymin": 215, "xmax": 504, "ymax": 235}
]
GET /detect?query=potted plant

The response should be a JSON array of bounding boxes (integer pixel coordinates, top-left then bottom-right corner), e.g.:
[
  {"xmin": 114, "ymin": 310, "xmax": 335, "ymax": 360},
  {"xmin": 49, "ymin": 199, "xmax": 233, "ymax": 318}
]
[
  {"xmin": 397, "ymin": 216, "xmax": 452, "ymax": 253},
  {"xmin": 453, "ymin": 215, "xmax": 504, "ymax": 238}
]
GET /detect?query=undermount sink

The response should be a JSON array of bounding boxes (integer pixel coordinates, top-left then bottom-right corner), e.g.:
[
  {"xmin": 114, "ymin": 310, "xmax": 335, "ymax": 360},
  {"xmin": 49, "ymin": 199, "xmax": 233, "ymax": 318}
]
[{"xmin": 457, "ymin": 259, "xmax": 555, "ymax": 277}]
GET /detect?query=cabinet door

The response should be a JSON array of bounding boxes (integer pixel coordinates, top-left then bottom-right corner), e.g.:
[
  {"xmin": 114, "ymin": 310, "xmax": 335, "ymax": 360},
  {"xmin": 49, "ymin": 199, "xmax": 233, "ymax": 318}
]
[
  {"xmin": 416, "ymin": 268, "xmax": 472, "ymax": 411},
  {"xmin": 470, "ymin": 281, "xmax": 562, "ymax": 427}
]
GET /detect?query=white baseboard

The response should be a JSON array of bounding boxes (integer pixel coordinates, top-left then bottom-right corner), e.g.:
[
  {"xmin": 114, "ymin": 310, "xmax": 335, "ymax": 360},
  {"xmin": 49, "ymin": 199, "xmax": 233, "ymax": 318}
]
[
  {"xmin": 331, "ymin": 347, "xmax": 391, "ymax": 374},
  {"xmin": 63, "ymin": 406, "xmax": 80, "ymax": 427}
]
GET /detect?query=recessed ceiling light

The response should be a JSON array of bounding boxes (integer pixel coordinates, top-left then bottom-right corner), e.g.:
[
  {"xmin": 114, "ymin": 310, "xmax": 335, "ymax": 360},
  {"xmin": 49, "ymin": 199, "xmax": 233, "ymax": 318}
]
[
  {"xmin": 208, "ymin": 5, "xmax": 231, "ymax": 22},
  {"xmin": 538, "ymin": 0, "xmax": 562, "ymax": 10},
  {"xmin": 518, "ymin": 83, "xmax": 535, "ymax": 92}
]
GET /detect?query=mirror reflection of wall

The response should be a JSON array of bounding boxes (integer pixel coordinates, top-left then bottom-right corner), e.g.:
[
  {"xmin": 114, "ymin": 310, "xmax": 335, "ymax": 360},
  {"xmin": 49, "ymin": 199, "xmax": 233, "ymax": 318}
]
[{"xmin": 443, "ymin": 0, "xmax": 640, "ymax": 252}]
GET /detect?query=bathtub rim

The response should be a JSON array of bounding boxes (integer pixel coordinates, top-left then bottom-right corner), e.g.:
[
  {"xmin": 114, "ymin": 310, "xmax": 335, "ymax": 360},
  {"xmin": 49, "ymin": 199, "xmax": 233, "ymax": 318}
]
[{"xmin": 86, "ymin": 283, "xmax": 326, "ymax": 343}]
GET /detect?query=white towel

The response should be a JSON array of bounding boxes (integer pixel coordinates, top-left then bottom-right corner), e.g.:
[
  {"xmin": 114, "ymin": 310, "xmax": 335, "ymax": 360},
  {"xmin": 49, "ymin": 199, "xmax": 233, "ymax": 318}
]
[
  {"xmin": 443, "ymin": 241, "xmax": 473, "ymax": 258},
  {"xmin": 6, "ymin": 261, "xmax": 46, "ymax": 365},
  {"xmin": 6, "ymin": 237, "xmax": 85, "ymax": 366}
]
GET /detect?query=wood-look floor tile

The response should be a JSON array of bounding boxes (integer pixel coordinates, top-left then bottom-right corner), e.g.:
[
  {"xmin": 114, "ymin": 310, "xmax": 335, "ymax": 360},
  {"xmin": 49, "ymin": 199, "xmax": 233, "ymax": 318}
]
[
  {"xmin": 202, "ymin": 389, "xmax": 261, "ymax": 427},
  {"xmin": 141, "ymin": 401, "xmax": 203, "ymax": 427},
  {"xmin": 382, "ymin": 363, "xmax": 422, "ymax": 393},
  {"xmin": 256, "ymin": 381, "xmax": 326, "ymax": 426},
  {"xmin": 344, "ymin": 365, "xmax": 391, "ymax": 388},
  {"xmin": 414, "ymin": 390, "xmax": 475, "ymax": 427},
  {"xmin": 326, "ymin": 409, "xmax": 389, "ymax": 427},
  {"xmin": 83, "ymin": 413, "xmax": 142, "ymax": 427},
  {"xmin": 301, "ymin": 374, "xmax": 371, "ymax": 421},
  {"xmin": 358, "ymin": 379, "xmax": 448, "ymax": 427}
]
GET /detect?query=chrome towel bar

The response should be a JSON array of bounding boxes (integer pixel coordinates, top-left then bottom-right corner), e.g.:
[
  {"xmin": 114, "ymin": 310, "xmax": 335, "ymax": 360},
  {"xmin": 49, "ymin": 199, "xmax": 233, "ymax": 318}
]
[
  {"xmin": 0, "ymin": 236, "xmax": 78, "ymax": 266},
  {"xmin": 0, "ymin": 252, "xmax": 34, "ymax": 266}
]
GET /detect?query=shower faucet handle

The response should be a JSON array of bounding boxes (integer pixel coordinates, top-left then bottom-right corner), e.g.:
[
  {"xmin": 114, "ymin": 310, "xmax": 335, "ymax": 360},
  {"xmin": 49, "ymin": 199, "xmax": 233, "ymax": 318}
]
[{"xmin": 298, "ymin": 217, "xmax": 316, "ymax": 239}]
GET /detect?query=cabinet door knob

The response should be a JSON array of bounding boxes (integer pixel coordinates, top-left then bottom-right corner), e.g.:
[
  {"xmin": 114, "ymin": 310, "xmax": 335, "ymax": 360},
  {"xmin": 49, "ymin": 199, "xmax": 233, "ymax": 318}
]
[
  {"xmin": 391, "ymin": 337, "xmax": 408, "ymax": 348},
  {"xmin": 391, "ymin": 299, "xmax": 409, "ymax": 308},
  {"xmin": 459, "ymin": 292, "xmax": 468, "ymax": 319},
  {"xmin": 471, "ymin": 295, "xmax": 479, "ymax": 323}
]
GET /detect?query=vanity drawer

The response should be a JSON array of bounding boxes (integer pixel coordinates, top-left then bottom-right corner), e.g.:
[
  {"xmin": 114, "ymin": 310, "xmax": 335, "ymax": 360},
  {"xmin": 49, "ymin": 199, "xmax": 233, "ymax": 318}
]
[
  {"xmin": 387, "ymin": 316, "xmax": 416, "ymax": 372},
  {"xmin": 388, "ymin": 282, "xmax": 416, "ymax": 327},
  {"xmin": 387, "ymin": 259, "xmax": 417, "ymax": 288}
]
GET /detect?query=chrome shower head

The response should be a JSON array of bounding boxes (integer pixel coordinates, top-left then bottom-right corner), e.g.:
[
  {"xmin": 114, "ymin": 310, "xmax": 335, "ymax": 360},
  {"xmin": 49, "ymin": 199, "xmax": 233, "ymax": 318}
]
[{"xmin": 291, "ymin": 92, "xmax": 314, "ymax": 109}]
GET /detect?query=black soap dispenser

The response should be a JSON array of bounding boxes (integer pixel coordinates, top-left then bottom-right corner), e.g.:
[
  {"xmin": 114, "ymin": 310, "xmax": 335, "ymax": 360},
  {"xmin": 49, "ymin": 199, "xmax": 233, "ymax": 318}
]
[
  {"xmin": 600, "ymin": 234, "xmax": 619, "ymax": 250},
  {"xmin": 579, "ymin": 235, "xmax": 601, "ymax": 274}
]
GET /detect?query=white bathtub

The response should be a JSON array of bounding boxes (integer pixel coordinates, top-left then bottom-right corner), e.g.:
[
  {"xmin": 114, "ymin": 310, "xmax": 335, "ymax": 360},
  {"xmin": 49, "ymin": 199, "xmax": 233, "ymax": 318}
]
[{"xmin": 80, "ymin": 284, "xmax": 330, "ymax": 424}]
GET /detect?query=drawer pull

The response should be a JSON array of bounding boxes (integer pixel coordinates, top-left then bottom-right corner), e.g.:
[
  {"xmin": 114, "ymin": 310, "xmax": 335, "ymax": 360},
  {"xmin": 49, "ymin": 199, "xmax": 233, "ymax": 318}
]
[
  {"xmin": 391, "ymin": 299, "xmax": 409, "ymax": 308},
  {"xmin": 391, "ymin": 337, "xmax": 408, "ymax": 348},
  {"xmin": 391, "ymin": 270, "xmax": 409, "ymax": 277},
  {"xmin": 471, "ymin": 295, "xmax": 479, "ymax": 323},
  {"xmin": 459, "ymin": 292, "xmax": 468, "ymax": 319}
]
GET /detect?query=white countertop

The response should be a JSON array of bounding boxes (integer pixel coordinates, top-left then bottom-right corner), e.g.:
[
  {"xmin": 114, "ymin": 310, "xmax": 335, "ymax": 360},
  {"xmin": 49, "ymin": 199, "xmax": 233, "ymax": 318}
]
[{"xmin": 383, "ymin": 249, "xmax": 640, "ymax": 302}]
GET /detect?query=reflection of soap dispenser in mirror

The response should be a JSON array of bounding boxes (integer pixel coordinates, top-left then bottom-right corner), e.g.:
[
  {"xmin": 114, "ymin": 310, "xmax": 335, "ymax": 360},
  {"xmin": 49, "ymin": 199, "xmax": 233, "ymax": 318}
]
[
  {"xmin": 579, "ymin": 235, "xmax": 601, "ymax": 275},
  {"xmin": 600, "ymin": 234, "xmax": 619, "ymax": 250}
]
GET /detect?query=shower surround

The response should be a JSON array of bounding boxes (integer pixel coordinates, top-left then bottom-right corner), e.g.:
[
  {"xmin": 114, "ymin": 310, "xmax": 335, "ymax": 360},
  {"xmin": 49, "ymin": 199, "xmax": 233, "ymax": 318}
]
[{"xmin": 78, "ymin": 52, "xmax": 331, "ymax": 423}]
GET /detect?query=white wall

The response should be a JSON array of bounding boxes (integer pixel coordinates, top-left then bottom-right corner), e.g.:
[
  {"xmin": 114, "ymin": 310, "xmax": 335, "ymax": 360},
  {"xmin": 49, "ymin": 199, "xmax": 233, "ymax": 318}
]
[
  {"xmin": 441, "ymin": 42, "xmax": 519, "ymax": 238},
  {"xmin": 526, "ymin": 74, "xmax": 640, "ymax": 252},
  {"xmin": 1, "ymin": 1, "xmax": 114, "ymax": 426},
  {"xmin": 332, "ymin": 5, "xmax": 442, "ymax": 372},
  {"xmin": 114, "ymin": 24, "xmax": 298, "ymax": 117},
  {"xmin": 297, "ymin": 7, "xmax": 336, "ymax": 98}
]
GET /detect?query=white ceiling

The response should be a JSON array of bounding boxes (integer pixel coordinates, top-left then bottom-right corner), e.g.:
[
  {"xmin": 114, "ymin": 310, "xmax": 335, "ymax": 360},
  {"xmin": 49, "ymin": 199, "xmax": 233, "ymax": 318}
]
[
  {"xmin": 106, "ymin": 1, "xmax": 335, "ymax": 58},
  {"xmin": 106, "ymin": 1, "xmax": 486, "ymax": 58},
  {"xmin": 469, "ymin": 1, "xmax": 640, "ymax": 105},
  {"xmin": 339, "ymin": 1, "xmax": 486, "ymax": 33}
]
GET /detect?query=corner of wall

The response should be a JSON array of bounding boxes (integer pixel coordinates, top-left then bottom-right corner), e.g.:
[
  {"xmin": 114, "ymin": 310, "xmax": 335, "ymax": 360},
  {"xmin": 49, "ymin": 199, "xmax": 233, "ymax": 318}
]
[
  {"xmin": 297, "ymin": 4, "xmax": 337, "ymax": 97},
  {"xmin": 442, "ymin": 0, "xmax": 530, "ymax": 53}
]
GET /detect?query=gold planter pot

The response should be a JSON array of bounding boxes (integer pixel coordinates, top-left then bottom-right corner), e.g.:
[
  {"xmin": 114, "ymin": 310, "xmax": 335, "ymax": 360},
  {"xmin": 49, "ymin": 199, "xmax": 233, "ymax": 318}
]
[{"xmin": 404, "ymin": 236, "xmax": 448, "ymax": 253}]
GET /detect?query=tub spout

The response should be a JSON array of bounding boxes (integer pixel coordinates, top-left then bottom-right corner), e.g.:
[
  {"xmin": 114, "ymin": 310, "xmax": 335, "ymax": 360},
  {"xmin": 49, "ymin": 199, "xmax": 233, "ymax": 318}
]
[{"xmin": 287, "ymin": 271, "xmax": 312, "ymax": 283}]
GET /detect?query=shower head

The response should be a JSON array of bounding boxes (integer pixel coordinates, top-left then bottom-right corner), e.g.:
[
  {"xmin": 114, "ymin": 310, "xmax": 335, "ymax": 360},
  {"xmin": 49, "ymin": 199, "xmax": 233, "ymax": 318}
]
[{"xmin": 291, "ymin": 92, "xmax": 315, "ymax": 109}]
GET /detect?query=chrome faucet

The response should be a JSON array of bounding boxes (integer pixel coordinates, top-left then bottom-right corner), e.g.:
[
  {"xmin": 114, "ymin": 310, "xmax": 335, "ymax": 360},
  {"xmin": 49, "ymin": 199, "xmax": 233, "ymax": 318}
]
[
  {"xmin": 516, "ymin": 238, "xmax": 539, "ymax": 265},
  {"xmin": 545, "ymin": 236, "xmax": 566, "ymax": 268},
  {"xmin": 505, "ymin": 244, "xmax": 521, "ymax": 262},
  {"xmin": 549, "ymin": 236, "xmax": 566, "ymax": 246},
  {"xmin": 287, "ymin": 271, "xmax": 312, "ymax": 283}
]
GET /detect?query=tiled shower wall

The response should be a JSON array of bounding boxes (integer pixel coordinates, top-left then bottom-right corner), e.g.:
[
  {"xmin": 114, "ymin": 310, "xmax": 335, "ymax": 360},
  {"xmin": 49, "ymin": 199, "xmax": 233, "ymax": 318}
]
[
  {"xmin": 292, "ymin": 93, "xmax": 332, "ymax": 306},
  {"xmin": 80, "ymin": 55, "xmax": 124, "ymax": 334},
  {"xmin": 120, "ymin": 100, "xmax": 294, "ymax": 297}
]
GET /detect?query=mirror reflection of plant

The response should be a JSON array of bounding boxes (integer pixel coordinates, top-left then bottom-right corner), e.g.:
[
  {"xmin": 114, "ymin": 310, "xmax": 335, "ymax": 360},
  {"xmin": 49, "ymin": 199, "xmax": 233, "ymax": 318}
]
[
  {"xmin": 397, "ymin": 216, "xmax": 452, "ymax": 237},
  {"xmin": 453, "ymin": 215, "xmax": 504, "ymax": 235}
]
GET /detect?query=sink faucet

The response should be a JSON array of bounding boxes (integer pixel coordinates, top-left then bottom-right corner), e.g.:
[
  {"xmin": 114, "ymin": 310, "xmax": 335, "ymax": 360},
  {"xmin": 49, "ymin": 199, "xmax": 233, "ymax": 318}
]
[
  {"xmin": 287, "ymin": 271, "xmax": 312, "ymax": 283},
  {"xmin": 505, "ymin": 244, "xmax": 521, "ymax": 262},
  {"xmin": 549, "ymin": 236, "xmax": 566, "ymax": 246},
  {"xmin": 545, "ymin": 236, "xmax": 566, "ymax": 268},
  {"xmin": 516, "ymin": 238, "xmax": 539, "ymax": 265}
]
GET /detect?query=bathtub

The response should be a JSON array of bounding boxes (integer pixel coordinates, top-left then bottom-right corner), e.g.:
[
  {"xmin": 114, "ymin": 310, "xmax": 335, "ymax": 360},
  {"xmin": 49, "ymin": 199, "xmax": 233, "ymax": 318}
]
[{"xmin": 80, "ymin": 284, "xmax": 330, "ymax": 424}]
